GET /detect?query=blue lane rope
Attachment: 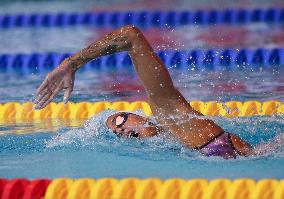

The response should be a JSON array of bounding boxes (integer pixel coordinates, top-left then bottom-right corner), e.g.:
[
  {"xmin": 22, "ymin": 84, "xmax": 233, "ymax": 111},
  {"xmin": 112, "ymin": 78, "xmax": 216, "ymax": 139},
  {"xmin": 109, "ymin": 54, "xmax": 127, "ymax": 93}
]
[
  {"xmin": 0, "ymin": 48, "xmax": 283, "ymax": 74},
  {"xmin": 0, "ymin": 8, "xmax": 283, "ymax": 29}
]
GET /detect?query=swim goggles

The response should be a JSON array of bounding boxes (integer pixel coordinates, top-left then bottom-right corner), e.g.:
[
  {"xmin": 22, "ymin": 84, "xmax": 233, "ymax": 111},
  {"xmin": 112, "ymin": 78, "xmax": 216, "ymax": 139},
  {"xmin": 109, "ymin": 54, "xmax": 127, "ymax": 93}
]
[
  {"xmin": 113, "ymin": 112, "xmax": 129, "ymax": 128},
  {"xmin": 112, "ymin": 113, "xmax": 139, "ymax": 138}
]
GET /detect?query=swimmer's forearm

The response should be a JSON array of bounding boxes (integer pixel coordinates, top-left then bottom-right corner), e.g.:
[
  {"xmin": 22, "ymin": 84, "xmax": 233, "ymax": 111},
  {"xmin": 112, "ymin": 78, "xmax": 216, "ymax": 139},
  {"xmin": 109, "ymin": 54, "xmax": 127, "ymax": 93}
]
[{"xmin": 62, "ymin": 26, "xmax": 134, "ymax": 72}]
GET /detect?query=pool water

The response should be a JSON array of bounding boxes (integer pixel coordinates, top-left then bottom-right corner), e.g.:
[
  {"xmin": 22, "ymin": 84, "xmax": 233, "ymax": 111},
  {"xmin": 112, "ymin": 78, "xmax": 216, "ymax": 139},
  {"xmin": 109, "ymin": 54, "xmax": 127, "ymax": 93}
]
[
  {"xmin": 1, "ymin": 24, "xmax": 283, "ymax": 54},
  {"xmin": 1, "ymin": 111, "xmax": 284, "ymax": 179},
  {"xmin": 0, "ymin": 69, "xmax": 283, "ymax": 103},
  {"xmin": 1, "ymin": 0, "xmax": 284, "ymax": 180},
  {"xmin": 1, "ymin": 0, "xmax": 283, "ymax": 15}
]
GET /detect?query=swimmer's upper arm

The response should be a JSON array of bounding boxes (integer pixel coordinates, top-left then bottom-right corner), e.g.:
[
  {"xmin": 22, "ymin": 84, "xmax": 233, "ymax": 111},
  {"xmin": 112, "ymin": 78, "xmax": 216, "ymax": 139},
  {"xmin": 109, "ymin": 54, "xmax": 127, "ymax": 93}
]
[
  {"xmin": 128, "ymin": 31, "xmax": 176, "ymax": 98},
  {"xmin": 127, "ymin": 27, "xmax": 191, "ymax": 112}
]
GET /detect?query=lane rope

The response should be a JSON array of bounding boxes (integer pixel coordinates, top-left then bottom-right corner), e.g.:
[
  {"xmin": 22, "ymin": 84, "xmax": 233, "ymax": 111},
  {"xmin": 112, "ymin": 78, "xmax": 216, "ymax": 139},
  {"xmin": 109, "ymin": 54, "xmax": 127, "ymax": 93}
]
[
  {"xmin": 0, "ymin": 8, "xmax": 284, "ymax": 29},
  {"xmin": 1, "ymin": 48, "xmax": 283, "ymax": 74},
  {"xmin": 0, "ymin": 101, "xmax": 283, "ymax": 123},
  {"xmin": 0, "ymin": 178, "xmax": 283, "ymax": 199}
]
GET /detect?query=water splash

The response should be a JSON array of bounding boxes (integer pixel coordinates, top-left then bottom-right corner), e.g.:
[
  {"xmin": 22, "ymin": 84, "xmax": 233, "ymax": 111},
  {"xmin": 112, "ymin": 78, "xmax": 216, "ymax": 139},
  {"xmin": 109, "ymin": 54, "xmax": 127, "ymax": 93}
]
[
  {"xmin": 45, "ymin": 110, "xmax": 185, "ymax": 160},
  {"xmin": 46, "ymin": 110, "xmax": 116, "ymax": 148},
  {"xmin": 45, "ymin": 109, "xmax": 284, "ymax": 162},
  {"xmin": 254, "ymin": 133, "xmax": 284, "ymax": 156}
]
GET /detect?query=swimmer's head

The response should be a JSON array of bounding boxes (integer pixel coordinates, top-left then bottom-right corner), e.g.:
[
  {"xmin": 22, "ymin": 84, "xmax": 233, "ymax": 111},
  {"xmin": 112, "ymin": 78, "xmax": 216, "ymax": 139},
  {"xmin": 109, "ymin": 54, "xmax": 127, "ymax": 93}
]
[{"xmin": 106, "ymin": 112, "xmax": 158, "ymax": 138}]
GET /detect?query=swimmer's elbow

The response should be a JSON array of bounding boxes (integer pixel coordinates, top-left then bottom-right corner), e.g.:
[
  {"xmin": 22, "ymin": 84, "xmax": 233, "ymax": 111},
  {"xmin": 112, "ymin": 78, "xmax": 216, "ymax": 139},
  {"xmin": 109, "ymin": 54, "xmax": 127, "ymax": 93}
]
[
  {"xmin": 123, "ymin": 25, "xmax": 142, "ymax": 34},
  {"xmin": 230, "ymin": 134, "xmax": 253, "ymax": 156},
  {"xmin": 122, "ymin": 25, "xmax": 144, "ymax": 42}
]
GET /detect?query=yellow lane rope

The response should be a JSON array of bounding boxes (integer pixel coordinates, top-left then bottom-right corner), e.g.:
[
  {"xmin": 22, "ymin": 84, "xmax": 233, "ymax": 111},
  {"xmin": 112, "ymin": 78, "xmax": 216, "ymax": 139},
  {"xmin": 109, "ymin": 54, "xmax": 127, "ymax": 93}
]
[
  {"xmin": 44, "ymin": 177, "xmax": 284, "ymax": 199},
  {"xmin": 0, "ymin": 101, "xmax": 283, "ymax": 123}
]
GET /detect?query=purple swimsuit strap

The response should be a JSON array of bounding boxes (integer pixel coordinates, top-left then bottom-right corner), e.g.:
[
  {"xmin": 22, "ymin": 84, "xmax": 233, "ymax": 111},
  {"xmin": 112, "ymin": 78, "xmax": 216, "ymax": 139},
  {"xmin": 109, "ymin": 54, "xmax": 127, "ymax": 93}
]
[
  {"xmin": 198, "ymin": 132, "xmax": 237, "ymax": 159},
  {"xmin": 193, "ymin": 131, "xmax": 225, "ymax": 150}
]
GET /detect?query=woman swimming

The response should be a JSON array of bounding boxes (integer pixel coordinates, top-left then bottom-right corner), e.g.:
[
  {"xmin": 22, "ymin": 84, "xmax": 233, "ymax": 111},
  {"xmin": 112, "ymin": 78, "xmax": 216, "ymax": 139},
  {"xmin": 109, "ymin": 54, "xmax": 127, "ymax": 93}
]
[{"xmin": 34, "ymin": 25, "xmax": 253, "ymax": 159}]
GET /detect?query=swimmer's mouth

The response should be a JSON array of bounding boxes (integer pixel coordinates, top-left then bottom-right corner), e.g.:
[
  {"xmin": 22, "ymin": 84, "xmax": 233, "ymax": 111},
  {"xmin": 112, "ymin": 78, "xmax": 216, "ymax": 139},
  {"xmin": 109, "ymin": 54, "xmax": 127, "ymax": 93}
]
[
  {"xmin": 128, "ymin": 131, "xmax": 139, "ymax": 138},
  {"xmin": 113, "ymin": 130, "xmax": 139, "ymax": 138}
]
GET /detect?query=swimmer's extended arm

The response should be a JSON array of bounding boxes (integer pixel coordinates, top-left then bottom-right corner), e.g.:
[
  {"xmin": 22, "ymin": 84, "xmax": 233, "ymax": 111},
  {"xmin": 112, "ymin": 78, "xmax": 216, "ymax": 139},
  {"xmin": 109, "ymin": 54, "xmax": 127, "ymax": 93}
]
[{"xmin": 35, "ymin": 25, "xmax": 183, "ymax": 110}]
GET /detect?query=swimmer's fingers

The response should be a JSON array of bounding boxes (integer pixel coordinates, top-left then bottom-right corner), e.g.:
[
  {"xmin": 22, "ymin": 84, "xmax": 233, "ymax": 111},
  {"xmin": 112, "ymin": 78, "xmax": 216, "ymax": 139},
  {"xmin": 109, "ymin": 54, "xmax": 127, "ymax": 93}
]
[
  {"xmin": 34, "ymin": 87, "xmax": 50, "ymax": 104},
  {"xmin": 41, "ymin": 82, "xmax": 64, "ymax": 109},
  {"xmin": 35, "ymin": 75, "xmax": 52, "ymax": 104},
  {"xmin": 63, "ymin": 76, "xmax": 74, "ymax": 104},
  {"xmin": 63, "ymin": 87, "xmax": 73, "ymax": 104},
  {"xmin": 36, "ymin": 82, "xmax": 63, "ymax": 109},
  {"xmin": 34, "ymin": 79, "xmax": 59, "ymax": 105},
  {"xmin": 36, "ymin": 75, "xmax": 49, "ymax": 96},
  {"xmin": 34, "ymin": 87, "xmax": 48, "ymax": 104},
  {"xmin": 34, "ymin": 92, "xmax": 52, "ymax": 109}
]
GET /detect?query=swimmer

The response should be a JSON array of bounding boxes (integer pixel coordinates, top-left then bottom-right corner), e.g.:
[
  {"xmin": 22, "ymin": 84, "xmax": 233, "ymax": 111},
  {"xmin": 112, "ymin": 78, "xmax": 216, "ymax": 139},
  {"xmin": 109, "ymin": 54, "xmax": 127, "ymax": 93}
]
[{"xmin": 34, "ymin": 25, "xmax": 254, "ymax": 159}]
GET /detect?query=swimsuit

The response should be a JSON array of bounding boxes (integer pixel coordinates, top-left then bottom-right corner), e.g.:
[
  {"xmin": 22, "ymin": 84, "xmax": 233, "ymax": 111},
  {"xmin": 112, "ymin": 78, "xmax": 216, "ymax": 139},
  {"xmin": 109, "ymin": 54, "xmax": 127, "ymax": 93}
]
[{"xmin": 198, "ymin": 132, "xmax": 237, "ymax": 159}]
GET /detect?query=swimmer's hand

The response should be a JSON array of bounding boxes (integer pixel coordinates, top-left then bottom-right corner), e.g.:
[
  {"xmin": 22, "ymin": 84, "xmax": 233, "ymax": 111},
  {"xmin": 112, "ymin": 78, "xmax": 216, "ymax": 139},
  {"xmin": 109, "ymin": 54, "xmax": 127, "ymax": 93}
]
[{"xmin": 34, "ymin": 63, "xmax": 75, "ymax": 109}]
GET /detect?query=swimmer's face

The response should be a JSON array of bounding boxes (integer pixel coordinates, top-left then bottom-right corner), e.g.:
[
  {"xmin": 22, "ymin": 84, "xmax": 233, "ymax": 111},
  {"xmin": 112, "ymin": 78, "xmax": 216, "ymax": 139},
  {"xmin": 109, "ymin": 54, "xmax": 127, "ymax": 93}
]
[{"xmin": 106, "ymin": 112, "xmax": 158, "ymax": 138}]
